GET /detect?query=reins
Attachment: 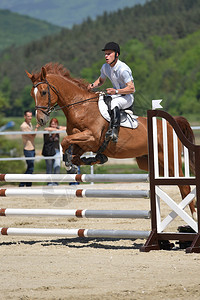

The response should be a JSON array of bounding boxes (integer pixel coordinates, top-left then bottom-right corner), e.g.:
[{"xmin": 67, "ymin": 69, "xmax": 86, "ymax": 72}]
[
  {"xmin": 33, "ymin": 78, "xmax": 138, "ymax": 117},
  {"xmin": 58, "ymin": 95, "xmax": 99, "ymax": 110},
  {"xmin": 33, "ymin": 79, "xmax": 99, "ymax": 115}
]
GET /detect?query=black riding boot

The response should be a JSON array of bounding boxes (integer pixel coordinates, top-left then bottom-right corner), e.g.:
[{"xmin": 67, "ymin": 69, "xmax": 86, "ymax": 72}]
[
  {"xmin": 105, "ymin": 106, "xmax": 121, "ymax": 143},
  {"xmin": 111, "ymin": 106, "xmax": 120, "ymax": 142}
]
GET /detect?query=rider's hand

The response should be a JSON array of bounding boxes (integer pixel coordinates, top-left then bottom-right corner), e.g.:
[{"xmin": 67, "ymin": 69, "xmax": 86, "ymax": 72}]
[{"xmin": 106, "ymin": 88, "xmax": 116, "ymax": 95}]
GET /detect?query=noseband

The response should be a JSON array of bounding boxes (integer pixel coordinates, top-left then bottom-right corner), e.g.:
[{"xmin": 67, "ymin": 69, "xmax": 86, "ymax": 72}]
[{"xmin": 33, "ymin": 79, "xmax": 59, "ymax": 116}]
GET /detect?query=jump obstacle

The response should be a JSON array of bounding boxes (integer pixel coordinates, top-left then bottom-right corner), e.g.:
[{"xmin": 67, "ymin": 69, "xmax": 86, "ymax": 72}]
[
  {"xmin": 0, "ymin": 174, "xmax": 149, "ymax": 201},
  {"xmin": 1, "ymin": 108, "xmax": 200, "ymax": 253},
  {"xmin": 140, "ymin": 109, "xmax": 200, "ymax": 253},
  {"xmin": 0, "ymin": 172, "xmax": 150, "ymax": 241}
]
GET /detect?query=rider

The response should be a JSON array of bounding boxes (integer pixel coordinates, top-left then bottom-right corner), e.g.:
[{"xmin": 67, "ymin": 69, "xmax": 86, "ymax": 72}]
[{"xmin": 88, "ymin": 42, "xmax": 135, "ymax": 142}]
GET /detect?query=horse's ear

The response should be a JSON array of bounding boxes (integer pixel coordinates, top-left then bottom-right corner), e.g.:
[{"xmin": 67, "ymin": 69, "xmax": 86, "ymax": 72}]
[
  {"xmin": 25, "ymin": 70, "xmax": 35, "ymax": 82},
  {"xmin": 41, "ymin": 67, "xmax": 47, "ymax": 81}
]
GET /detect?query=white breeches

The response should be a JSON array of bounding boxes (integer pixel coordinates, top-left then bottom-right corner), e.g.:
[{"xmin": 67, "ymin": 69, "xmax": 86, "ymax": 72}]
[{"xmin": 110, "ymin": 94, "xmax": 134, "ymax": 110}]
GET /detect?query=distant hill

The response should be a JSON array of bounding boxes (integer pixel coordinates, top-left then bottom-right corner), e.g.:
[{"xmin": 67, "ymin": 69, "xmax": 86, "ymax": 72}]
[
  {"xmin": 0, "ymin": 0, "xmax": 147, "ymax": 27},
  {"xmin": 0, "ymin": 9, "xmax": 61, "ymax": 52}
]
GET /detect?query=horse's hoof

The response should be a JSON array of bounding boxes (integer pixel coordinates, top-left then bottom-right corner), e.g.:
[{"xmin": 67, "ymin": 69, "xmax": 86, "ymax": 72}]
[
  {"xmin": 177, "ymin": 225, "xmax": 196, "ymax": 233},
  {"xmin": 159, "ymin": 240, "xmax": 174, "ymax": 250},
  {"xmin": 96, "ymin": 153, "xmax": 108, "ymax": 164},
  {"xmin": 66, "ymin": 164, "xmax": 79, "ymax": 174}
]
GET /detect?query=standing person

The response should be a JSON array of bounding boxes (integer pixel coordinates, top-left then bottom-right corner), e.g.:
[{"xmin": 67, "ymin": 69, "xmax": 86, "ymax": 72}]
[
  {"xmin": 42, "ymin": 118, "xmax": 66, "ymax": 186},
  {"xmin": 88, "ymin": 42, "xmax": 135, "ymax": 142},
  {"xmin": 19, "ymin": 110, "xmax": 39, "ymax": 187}
]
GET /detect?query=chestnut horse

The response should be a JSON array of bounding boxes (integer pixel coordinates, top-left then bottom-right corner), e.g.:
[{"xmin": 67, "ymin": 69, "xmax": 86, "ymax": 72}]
[{"xmin": 26, "ymin": 63, "xmax": 196, "ymax": 217}]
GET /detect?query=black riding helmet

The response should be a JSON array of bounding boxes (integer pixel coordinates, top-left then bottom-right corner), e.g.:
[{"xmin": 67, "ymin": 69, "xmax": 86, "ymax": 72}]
[{"xmin": 102, "ymin": 42, "xmax": 120, "ymax": 55}]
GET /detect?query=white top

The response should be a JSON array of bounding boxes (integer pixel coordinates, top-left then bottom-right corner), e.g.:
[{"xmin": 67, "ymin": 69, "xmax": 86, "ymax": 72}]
[{"xmin": 100, "ymin": 59, "xmax": 134, "ymax": 90}]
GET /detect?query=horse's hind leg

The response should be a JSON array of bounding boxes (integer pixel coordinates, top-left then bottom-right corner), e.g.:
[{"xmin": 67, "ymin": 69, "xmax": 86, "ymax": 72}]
[
  {"xmin": 166, "ymin": 152, "xmax": 196, "ymax": 219},
  {"xmin": 137, "ymin": 143, "xmax": 196, "ymax": 219},
  {"xmin": 141, "ymin": 146, "xmax": 197, "ymax": 219},
  {"xmin": 178, "ymin": 184, "xmax": 196, "ymax": 219},
  {"xmin": 136, "ymin": 155, "xmax": 148, "ymax": 172}
]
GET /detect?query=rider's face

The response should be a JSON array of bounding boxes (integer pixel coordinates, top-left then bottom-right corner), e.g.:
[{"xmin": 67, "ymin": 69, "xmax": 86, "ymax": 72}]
[{"xmin": 104, "ymin": 50, "xmax": 116, "ymax": 64}]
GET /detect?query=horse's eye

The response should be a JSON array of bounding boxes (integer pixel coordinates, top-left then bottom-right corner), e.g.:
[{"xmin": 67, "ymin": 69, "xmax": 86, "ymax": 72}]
[{"xmin": 42, "ymin": 91, "xmax": 47, "ymax": 96}]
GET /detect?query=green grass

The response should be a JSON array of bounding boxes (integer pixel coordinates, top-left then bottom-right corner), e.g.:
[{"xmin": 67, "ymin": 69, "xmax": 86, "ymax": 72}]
[
  {"xmin": 80, "ymin": 163, "xmax": 146, "ymax": 175},
  {"xmin": 33, "ymin": 160, "xmax": 144, "ymax": 177}
]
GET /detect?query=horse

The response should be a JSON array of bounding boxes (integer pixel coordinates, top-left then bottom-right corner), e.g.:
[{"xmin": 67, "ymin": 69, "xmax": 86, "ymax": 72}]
[{"xmin": 26, "ymin": 62, "xmax": 196, "ymax": 218}]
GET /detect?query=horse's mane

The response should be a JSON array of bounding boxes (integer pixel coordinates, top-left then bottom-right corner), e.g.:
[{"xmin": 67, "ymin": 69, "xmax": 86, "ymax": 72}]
[{"xmin": 34, "ymin": 62, "xmax": 89, "ymax": 91}]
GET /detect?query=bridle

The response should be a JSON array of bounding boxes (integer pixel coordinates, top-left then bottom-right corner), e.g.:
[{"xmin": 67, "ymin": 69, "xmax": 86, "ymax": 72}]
[
  {"xmin": 33, "ymin": 78, "xmax": 100, "ymax": 116},
  {"xmin": 33, "ymin": 79, "xmax": 60, "ymax": 116}
]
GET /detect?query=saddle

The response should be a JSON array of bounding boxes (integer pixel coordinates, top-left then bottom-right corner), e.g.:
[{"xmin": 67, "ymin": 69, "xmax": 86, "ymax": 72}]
[{"xmin": 103, "ymin": 95, "xmax": 138, "ymax": 127}]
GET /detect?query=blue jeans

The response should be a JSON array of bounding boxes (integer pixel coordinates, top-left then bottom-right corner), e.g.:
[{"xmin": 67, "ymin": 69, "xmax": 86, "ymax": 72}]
[
  {"xmin": 19, "ymin": 149, "xmax": 35, "ymax": 187},
  {"xmin": 45, "ymin": 149, "xmax": 60, "ymax": 185},
  {"xmin": 45, "ymin": 149, "xmax": 60, "ymax": 174}
]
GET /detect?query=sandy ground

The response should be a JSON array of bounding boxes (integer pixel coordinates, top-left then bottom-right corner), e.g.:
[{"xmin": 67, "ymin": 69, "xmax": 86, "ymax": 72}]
[{"xmin": 0, "ymin": 182, "xmax": 200, "ymax": 300}]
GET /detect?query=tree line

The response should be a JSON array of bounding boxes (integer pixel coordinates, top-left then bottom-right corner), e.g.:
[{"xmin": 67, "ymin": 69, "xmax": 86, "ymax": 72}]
[{"xmin": 0, "ymin": 0, "xmax": 200, "ymax": 118}]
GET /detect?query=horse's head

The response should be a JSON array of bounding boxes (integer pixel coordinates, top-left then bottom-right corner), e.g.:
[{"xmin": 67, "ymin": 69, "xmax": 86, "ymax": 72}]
[{"xmin": 26, "ymin": 67, "xmax": 59, "ymax": 126}]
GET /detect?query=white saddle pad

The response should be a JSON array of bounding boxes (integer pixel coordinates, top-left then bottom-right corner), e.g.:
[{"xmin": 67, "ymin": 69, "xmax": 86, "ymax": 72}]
[{"xmin": 98, "ymin": 95, "xmax": 138, "ymax": 129}]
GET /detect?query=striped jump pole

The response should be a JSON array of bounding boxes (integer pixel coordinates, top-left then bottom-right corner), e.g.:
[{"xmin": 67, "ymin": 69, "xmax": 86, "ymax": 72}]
[
  {"xmin": 0, "ymin": 188, "xmax": 149, "ymax": 198},
  {"xmin": 0, "ymin": 227, "xmax": 150, "ymax": 239},
  {"xmin": 0, "ymin": 173, "xmax": 151, "ymax": 243},
  {"xmin": 0, "ymin": 208, "xmax": 151, "ymax": 219},
  {"xmin": 0, "ymin": 173, "xmax": 149, "ymax": 183}
]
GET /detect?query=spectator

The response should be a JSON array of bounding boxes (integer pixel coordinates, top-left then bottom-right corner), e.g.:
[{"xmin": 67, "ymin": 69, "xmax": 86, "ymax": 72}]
[
  {"xmin": 19, "ymin": 110, "xmax": 39, "ymax": 187},
  {"xmin": 42, "ymin": 118, "xmax": 66, "ymax": 186}
]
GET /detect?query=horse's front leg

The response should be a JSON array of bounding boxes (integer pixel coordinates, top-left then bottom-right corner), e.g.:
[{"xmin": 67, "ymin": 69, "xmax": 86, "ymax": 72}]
[
  {"xmin": 61, "ymin": 129, "xmax": 96, "ymax": 152},
  {"xmin": 61, "ymin": 129, "xmax": 108, "ymax": 169},
  {"xmin": 64, "ymin": 144, "xmax": 90, "ymax": 168},
  {"xmin": 62, "ymin": 145, "xmax": 80, "ymax": 173},
  {"xmin": 61, "ymin": 130, "xmax": 92, "ymax": 172}
]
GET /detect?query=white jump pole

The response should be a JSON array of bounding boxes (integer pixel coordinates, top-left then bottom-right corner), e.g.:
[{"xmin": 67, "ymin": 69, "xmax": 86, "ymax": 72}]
[
  {"xmin": 0, "ymin": 173, "xmax": 149, "ymax": 183},
  {"xmin": 0, "ymin": 188, "xmax": 149, "ymax": 198},
  {"xmin": 0, "ymin": 227, "xmax": 150, "ymax": 239},
  {"xmin": 0, "ymin": 208, "xmax": 151, "ymax": 219}
]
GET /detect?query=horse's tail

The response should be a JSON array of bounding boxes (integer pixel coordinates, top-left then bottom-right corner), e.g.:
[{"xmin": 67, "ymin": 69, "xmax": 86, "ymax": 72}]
[{"xmin": 174, "ymin": 116, "xmax": 195, "ymax": 174}]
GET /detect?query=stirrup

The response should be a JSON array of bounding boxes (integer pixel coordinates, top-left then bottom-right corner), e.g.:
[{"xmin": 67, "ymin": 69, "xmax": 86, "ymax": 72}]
[
  {"xmin": 111, "ymin": 127, "xmax": 119, "ymax": 143},
  {"xmin": 105, "ymin": 128, "xmax": 119, "ymax": 143},
  {"xmin": 105, "ymin": 129, "xmax": 112, "ymax": 141}
]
